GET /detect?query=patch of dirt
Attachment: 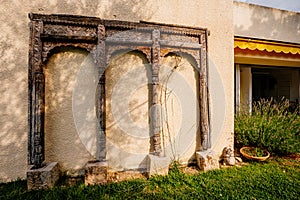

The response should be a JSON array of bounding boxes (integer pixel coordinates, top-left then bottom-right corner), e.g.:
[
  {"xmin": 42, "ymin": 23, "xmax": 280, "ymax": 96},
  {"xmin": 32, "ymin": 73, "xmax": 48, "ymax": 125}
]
[
  {"xmin": 269, "ymin": 156, "xmax": 300, "ymax": 167},
  {"xmin": 286, "ymin": 153, "xmax": 300, "ymax": 161},
  {"xmin": 107, "ymin": 170, "xmax": 147, "ymax": 183},
  {"xmin": 180, "ymin": 165, "xmax": 200, "ymax": 175}
]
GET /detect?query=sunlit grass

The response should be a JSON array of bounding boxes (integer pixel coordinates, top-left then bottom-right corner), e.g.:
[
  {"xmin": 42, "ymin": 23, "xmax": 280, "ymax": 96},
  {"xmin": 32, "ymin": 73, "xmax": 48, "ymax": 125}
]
[{"xmin": 1, "ymin": 157, "xmax": 299, "ymax": 200}]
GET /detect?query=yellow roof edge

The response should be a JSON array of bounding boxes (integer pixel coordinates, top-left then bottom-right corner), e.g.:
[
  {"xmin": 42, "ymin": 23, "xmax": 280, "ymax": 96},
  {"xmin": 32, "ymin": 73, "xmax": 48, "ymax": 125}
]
[{"xmin": 234, "ymin": 37, "xmax": 300, "ymax": 55}]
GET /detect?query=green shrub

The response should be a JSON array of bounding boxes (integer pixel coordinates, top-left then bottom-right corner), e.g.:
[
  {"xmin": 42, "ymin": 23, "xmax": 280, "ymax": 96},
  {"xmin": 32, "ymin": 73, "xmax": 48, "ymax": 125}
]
[{"xmin": 235, "ymin": 98, "xmax": 300, "ymax": 155}]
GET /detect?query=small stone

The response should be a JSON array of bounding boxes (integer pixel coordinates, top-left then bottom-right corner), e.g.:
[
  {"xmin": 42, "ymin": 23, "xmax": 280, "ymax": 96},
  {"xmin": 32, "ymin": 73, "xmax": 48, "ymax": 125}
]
[
  {"xmin": 222, "ymin": 147, "xmax": 236, "ymax": 166},
  {"xmin": 227, "ymin": 157, "xmax": 236, "ymax": 166},
  {"xmin": 196, "ymin": 151, "xmax": 219, "ymax": 172},
  {"xmin": 235, "ymin": 157, "xmax": 243, "ymax": 163}
]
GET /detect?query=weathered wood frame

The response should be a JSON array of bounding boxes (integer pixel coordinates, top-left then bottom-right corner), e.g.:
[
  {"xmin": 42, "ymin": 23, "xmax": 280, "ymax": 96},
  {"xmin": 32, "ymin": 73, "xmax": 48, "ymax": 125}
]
[{"xmin": 28, "ymin": 13, "xmax": 210, "ymax": 168}]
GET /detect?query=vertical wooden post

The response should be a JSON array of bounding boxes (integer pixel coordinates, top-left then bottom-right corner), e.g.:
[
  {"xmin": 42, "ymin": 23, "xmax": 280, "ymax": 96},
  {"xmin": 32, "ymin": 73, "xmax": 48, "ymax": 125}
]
[
  {"xmin": 240, "ymin": 67, "xmax": 252, "ymax": 112},
  {"xmin": 235, "ymin": 64, "xmax": 241, "ymax": 113},
  {"xmin": 298, "ymin": 70, "xmax": 300, "ymax": 105},
  {"xmin": 30, "ymin": 20, "xmax": 45, "ymax": 168},
  {"xmin": 96, "ymin": 25, "xmax": 107, "ymax": 161},
  {"xmin": 33, "ymin": 71, "xmax": 45, "ymax": 168},
  {"xmin": 28, "ymin": 20, "xmax": 34, "ymax": 165},
  {"xmin": 151, "ymin": 29, "xmax": 162, "ymax": 156},
  {"xmin": 199, "ymin": 33, "xmax": 211, "ymax": 151}
]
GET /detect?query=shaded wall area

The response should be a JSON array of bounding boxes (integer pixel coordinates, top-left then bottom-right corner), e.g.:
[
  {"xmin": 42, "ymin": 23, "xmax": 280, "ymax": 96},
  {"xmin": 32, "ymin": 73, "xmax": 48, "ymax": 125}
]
[{"xmin": 234, "ymin": 1, "xmax": 300, "ymax": 44}]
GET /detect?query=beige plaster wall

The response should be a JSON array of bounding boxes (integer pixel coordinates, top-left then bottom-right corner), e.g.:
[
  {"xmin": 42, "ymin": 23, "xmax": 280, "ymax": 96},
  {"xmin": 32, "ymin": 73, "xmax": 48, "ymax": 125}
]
[
  {"xmin": 0, "ymin": 0, "xmax": 234, "ymax": 182},
  {"xmin": 44, "ymin": 49, "xmax": 94, "ymax": 174},
  {"xmin": 105, "ymin": 52, "xmax": 202, "ymax": 170},
  {"xmin": 105, "ymin": 52, "xmax": 151, "ymax": 170},
  {"xmin": 234, "ymin": 1, "xmax": 300, "ymax": 44},
  {"xmin": 159, "ymin": 54, "xmax": 200, "ymax": 163}
]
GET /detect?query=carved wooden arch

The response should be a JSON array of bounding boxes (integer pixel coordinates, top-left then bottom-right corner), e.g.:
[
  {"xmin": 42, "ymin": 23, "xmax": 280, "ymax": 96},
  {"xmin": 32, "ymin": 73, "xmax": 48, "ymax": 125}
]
[
  {"xmin": 28, "ymin": 13, "xmax": 210, "ymax": 168},
  {"xmin": 106, "ymin": 48, "xmax": 151, "ymax": 65}
]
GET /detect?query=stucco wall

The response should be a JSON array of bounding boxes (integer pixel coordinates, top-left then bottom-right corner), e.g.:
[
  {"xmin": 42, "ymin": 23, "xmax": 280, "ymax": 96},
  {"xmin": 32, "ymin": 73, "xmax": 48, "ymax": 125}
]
[
  {"xmin": 105, "ymin": 52, "xmax": 151, "ymax": 170},
  {"xmin": 44, "ymin": 49, "xmax": 95, "ymax": 174},
  {"xmin": 105, "ymin": 52, "xmax": 202, "ymax": 170},
  {"xmin": 234, "ymin": 1, "xmax": 300, "ymax": 44},
  {"xmin": 0, "ymin": 0, "xmax": 233, "ymax": 182}
]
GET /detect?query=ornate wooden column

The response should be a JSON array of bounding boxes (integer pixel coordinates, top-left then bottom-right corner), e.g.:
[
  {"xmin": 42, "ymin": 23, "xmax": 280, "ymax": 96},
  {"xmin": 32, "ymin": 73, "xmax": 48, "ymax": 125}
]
[
  {"xmin": 199, "ymin": 33, "xmax": 211, "ymax": 150},
  {"xmin": 32, "ymin": 71, "xmax": 45, "ymax": 168},
  {"xmin": 151, "ymin": 29, "xmax": 162, "ymax": 156},
  {"xmin": 96, "ymin": 25, "xmax": 107, "ymax": 161},
  {"xmin": 29, "ymin": 19, "xmax": 45, "ymax": 168}
]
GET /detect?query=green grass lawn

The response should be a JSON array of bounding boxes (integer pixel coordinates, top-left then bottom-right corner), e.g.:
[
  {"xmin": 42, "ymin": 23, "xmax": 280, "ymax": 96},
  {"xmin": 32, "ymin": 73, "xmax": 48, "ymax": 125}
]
[{"xmin": 1, "ymin": 157, "xmax": 299, "ymax": 200}]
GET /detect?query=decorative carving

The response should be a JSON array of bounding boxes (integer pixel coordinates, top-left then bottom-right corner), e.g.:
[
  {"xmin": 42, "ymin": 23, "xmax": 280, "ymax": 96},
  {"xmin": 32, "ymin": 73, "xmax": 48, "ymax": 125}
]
[
  {"xmin": 161, "ymin": 49, "xmax": 200, "ymax": 68},
  {"xmin": 29, "ymin": 13, "xmax": 102, "ymax": 26},
  {"xmin": 43, "ymin": 24, "xmax": 97, "ymax": 38},
  {"xmin": 137, "ymin": 47, "xmax": 151, "ymax": 63},
  {"xmin": 32, "ymin": 21, "xmax": 43, "ymax": 73},
  {"xmin": 106, "ymin": 46, "xmax": 133, "ymax": 64},
  {"xmin": 140, "ymin": 21, "xmax": 206, "ymax": 36},
  {"xmin": 105, "ymin": 45, "xmax": 151, "ymax": 65},
  {"xmin": 28, "ymin": 13, "xmax": 210, "ymax": 169},
  {"xmin": 28, "ymin": 20, "xmax": 44, "ymax": 166},
  {"xmin": 33, "ymin": 71, "xmax": 45, "ymax": 168},
  {"xmin": 42, "ymin": 42, "xmax": 96, "ymax": 62}
]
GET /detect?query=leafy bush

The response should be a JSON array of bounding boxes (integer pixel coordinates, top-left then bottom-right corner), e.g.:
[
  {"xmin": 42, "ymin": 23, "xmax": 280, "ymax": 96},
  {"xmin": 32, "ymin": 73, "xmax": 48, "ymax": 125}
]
[{"xmin": 235, "ymin": 98, "xmax": 300, "ymax": 155}]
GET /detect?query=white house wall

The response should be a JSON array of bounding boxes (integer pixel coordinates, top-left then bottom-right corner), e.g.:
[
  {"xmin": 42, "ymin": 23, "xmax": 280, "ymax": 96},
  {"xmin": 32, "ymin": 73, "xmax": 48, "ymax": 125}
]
[{"xmin": 234, "ymin": 1, "xmax": 300, "ymax": 44}]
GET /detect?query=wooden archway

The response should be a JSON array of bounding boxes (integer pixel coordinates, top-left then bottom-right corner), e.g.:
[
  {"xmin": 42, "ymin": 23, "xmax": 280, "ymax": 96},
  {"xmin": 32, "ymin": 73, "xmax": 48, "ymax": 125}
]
[{"xmin": 28, "ymin": 13, "xmax": 210, "ymax": 168}]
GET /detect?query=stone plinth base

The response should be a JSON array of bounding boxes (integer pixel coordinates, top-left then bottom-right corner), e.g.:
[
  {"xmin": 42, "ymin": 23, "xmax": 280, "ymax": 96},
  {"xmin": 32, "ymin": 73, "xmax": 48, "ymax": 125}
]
[
  {"xmin": 196, "ymin": 151, "xmax": 220, "ymax": 172},
  {"xmin": 84, "ymin": 161, "xmax": 108, "ymax": 185},
  {"xmin": 27, "ymin": 162, "xmax": 60, "ymax": 190},
  {"xmin": 147, "ymin": 154, "xmax": 170, "ymax": 177}
]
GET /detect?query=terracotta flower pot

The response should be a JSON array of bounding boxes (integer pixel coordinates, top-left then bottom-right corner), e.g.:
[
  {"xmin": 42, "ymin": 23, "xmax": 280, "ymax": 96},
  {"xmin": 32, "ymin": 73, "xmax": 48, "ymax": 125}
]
[{"xmin": 240, "ymin": 147, "xmax": 270, "ymax": 161}]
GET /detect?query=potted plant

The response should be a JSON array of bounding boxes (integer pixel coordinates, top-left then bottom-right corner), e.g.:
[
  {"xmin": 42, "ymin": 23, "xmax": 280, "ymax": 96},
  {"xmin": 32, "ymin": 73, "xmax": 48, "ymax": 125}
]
[{"xmin": 240, "ymin": 147, "xmax": 270, "ymax": 161}]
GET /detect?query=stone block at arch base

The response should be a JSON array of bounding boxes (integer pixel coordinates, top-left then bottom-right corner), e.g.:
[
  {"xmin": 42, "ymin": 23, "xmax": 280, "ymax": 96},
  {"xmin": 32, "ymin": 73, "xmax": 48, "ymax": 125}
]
[
  {"xmin": 84, "ymin": 161, "xmax": 108, "ymax": 186},
  {"xmin": 147, "ymin": 154, "xmax": 170, "ymax": 177},
  {"xmin": 27, "ymin": 162, "xmax": 60, "ymax": 190}
]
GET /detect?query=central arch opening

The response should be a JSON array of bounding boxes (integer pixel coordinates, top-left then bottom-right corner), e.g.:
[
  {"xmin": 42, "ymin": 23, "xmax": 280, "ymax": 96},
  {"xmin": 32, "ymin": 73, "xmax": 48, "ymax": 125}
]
[{"xmin": 105, "ymin": 50, "xmax": 151, "ymax": 170}]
